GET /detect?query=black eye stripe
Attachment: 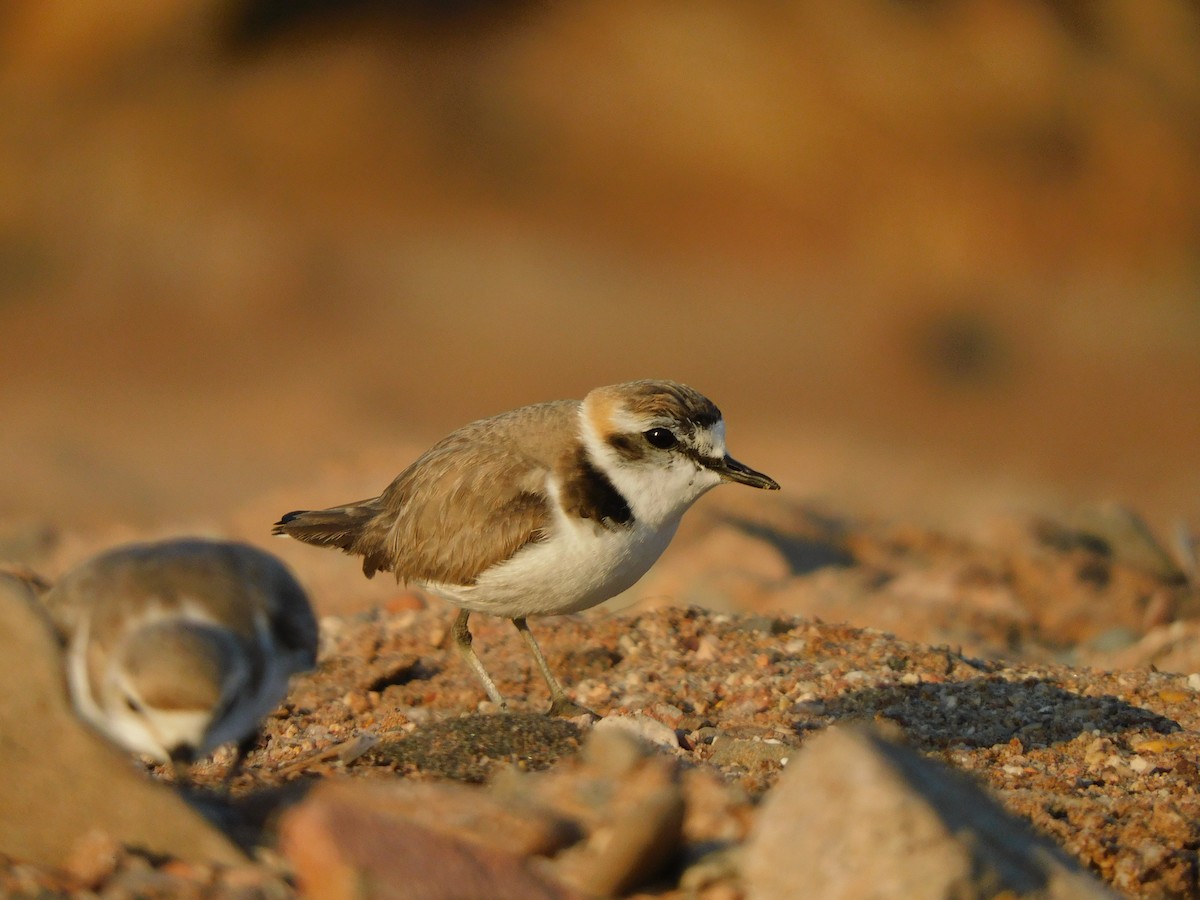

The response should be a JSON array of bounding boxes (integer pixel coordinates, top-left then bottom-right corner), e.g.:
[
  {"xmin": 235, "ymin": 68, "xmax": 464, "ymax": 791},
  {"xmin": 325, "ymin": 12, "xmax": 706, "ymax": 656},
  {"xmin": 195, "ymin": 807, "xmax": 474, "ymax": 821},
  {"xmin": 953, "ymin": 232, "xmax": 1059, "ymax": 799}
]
[
  {"xmin": 607, "ymin": 433, "xmax": 646, "ymax": 461},
  {"xmin": 676, "ymin": 444, "xmax": 721, "ymax": 468}
]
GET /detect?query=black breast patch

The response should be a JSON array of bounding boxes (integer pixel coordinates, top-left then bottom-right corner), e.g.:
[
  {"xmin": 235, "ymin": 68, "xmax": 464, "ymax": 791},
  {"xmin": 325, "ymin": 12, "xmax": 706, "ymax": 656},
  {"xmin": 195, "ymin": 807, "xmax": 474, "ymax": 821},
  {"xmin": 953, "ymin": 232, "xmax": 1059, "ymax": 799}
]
[{"xmin": 560, "ymin": 449, "xmax": 634, "ymax": 528}]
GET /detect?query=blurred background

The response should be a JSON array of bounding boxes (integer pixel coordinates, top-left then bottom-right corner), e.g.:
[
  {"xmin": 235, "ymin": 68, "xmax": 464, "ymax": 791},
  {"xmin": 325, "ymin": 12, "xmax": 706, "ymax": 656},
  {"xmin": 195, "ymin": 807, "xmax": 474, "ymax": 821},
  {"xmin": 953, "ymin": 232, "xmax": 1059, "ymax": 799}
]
[{"xmin": 1, "ymin": 0, "xmax": 1198, "ymax": 552}]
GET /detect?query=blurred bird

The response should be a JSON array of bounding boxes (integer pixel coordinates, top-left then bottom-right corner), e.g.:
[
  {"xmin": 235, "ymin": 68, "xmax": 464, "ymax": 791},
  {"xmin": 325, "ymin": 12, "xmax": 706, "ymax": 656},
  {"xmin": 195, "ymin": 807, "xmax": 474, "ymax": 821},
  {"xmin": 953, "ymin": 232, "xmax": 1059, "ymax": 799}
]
[{"xmin": 41, "ymin": 538, "xmax": 318, "ymax": 782}]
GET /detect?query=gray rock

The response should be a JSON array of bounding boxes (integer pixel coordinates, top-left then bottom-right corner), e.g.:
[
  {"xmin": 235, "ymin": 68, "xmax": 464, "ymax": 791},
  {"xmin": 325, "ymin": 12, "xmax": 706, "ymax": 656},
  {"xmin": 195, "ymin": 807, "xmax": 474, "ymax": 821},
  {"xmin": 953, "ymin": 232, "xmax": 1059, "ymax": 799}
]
[
  {"xmin": 743, "ymin": 724, "xmax": 1115, "ymax": 900},
  {"xmin": 580, "ymin": 721, "xmax": 653, "ymax": 777},
  {"xmin": 592, "ymin": 712, "xmax": 680, "ymax": 753}
]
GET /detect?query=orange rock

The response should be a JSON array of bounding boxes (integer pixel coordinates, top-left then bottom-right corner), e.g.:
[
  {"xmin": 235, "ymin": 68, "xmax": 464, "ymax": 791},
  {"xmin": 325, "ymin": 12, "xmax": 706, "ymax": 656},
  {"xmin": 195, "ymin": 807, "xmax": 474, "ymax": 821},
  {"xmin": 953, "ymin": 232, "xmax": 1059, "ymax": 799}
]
[
  {"xmin": 60, "ymin": 830, "xmax": 123, "ymax": 889},
  {"xmin": 279, "ymin": 780, "xmax": 579, "ymax": 900}
]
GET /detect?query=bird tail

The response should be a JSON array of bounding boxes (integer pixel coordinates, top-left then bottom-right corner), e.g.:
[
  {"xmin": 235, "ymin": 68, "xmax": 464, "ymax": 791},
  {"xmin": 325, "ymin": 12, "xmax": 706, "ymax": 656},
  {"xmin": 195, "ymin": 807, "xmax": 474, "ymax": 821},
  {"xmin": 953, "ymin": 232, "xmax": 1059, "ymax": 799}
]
[{"xmin": 272, "ymin": 500, "xmax": 388, "ymax": 576}]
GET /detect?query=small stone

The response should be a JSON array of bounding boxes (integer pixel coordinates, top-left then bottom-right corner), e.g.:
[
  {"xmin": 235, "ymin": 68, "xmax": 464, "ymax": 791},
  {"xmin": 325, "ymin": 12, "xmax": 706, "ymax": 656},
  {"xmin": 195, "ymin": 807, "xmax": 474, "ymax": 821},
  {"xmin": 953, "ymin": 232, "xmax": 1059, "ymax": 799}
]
[
  {"xmin": 593, "ymin": 713, "xmax": 680, "ymax": 753},
  {"xmin": 647, "ymin": 702, "xmax": 687, "ymax": 728},
  {"xmin": 694, "ymin": 634, "xmax": 722, "ymax": 662},
  {"xmin": 581, "ymin": 725, "xmax": 651, "ymax": 778},
  {"xmin": 60, "ymin": 829, "xmax": 123, "ymax": 888},
  {"xmin": 105, "ymin": 867, "xmax": 193, "ymax": 896},
  {"xmin": 1132, "ymin": 735, "xmax": 1188, "ymax": 754},
  {"xmin": 693, "ymin": 727, "xmax": 722, "ymax": 745}
]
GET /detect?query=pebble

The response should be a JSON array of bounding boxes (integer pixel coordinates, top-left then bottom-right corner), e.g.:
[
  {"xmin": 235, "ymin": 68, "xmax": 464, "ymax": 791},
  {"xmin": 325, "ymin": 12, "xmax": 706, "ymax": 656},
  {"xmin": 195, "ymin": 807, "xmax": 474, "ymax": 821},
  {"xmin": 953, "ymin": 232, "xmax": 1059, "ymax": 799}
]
[
  {"xmin": 581, "ymin": 725, "xmax": 652, "ymax": 778},
  {"xmin": 648, "ymin": 702, "xmax": 687, "ymax": 728},
  {"xmin": 593, "ymin": 713, "xmax": 680, "ymax": 753},
  {"xmin": 60, "ymin": 829, "xmax": 123, "ymax": 888},
  {"xmin": 694, "ymin": 633, "xmax": 722, "ymax": 662}
]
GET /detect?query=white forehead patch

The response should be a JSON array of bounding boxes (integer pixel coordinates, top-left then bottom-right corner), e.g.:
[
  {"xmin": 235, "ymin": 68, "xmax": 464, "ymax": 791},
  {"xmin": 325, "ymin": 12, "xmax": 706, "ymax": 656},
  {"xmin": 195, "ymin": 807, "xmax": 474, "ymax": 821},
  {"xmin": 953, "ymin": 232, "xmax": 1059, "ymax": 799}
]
[{"xmin": 693, "ymin": 420, "xmax": 728, "ymax": 458}]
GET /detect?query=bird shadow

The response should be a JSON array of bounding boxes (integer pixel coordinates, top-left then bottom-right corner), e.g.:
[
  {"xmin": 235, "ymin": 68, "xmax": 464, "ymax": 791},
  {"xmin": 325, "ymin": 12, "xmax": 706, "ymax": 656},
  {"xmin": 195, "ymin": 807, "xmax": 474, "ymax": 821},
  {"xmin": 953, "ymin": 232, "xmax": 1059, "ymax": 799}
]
[
  {"xmin": 719, "ymin": 508, "xmax": 857, "ymax": 576},
  {"xmin": 181, "ymin": 778, "xmax": 318, "ymax": 856},
  {"xmin": 799, "ymin": 676, "xmax": 1180, "ymax": 751},
  {"xmin": 365, "ymin": 657, "xmax": 442, "ymax": 693}
]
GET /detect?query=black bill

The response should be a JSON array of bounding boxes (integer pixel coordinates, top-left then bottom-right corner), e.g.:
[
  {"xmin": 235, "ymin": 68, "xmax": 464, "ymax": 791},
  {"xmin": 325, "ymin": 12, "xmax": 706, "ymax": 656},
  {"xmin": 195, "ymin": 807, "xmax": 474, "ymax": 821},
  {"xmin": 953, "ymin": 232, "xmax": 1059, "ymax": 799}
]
[{"xmin": 706, "ymin": 454, "xmax": 781, "ymax": 490}]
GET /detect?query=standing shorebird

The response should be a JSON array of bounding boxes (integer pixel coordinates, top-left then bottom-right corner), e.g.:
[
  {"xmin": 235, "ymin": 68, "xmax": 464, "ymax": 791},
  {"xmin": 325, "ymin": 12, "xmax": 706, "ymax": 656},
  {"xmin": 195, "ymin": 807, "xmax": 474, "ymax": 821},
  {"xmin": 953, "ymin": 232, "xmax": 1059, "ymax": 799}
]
[
  {"xmin": 274, "ymin": 379, "xmax": 779, "ymax": 715},
  {"xmin": 41, "ymin": 538, "xmax": 318, "ymax": 781}
]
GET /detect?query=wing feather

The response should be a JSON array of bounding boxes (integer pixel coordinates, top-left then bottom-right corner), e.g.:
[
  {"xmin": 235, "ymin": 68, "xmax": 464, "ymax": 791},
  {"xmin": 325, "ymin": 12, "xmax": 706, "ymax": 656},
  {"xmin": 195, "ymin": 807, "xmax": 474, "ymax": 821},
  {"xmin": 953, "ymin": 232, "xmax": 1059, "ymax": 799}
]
[{"xmin": 358, "ymin": 400, "xmax": 579, "ymax": 586}]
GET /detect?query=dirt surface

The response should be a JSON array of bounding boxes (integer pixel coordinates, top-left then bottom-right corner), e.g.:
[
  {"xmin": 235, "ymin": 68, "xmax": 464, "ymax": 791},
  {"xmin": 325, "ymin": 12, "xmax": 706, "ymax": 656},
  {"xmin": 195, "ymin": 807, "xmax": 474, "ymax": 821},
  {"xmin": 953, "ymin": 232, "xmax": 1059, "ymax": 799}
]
[{"xmin": 4, "ymin": 500, "xmax": 1199, "ymax": 897}]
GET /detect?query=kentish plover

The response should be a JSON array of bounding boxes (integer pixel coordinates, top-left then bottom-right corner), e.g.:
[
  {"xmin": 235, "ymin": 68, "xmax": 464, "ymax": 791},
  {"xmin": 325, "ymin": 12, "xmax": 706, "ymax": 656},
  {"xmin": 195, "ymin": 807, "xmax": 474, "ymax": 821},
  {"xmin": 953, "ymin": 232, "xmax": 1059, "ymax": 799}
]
[
  {"xmin": 41, "ymin": 538, "xmax": 318, "ymax": 780},
  {"xmin": 274, "ymin": 379, "xmax": 779, "ymax": 715}
]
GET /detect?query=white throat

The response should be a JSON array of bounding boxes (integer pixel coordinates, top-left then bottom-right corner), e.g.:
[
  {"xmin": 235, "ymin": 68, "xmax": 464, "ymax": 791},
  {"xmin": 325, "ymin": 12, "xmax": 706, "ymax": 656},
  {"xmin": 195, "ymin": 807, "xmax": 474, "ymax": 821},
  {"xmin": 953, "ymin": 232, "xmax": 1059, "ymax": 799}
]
[{"xmin": 577, "ymin": 406, "xmax": 725, "ymax": 529}]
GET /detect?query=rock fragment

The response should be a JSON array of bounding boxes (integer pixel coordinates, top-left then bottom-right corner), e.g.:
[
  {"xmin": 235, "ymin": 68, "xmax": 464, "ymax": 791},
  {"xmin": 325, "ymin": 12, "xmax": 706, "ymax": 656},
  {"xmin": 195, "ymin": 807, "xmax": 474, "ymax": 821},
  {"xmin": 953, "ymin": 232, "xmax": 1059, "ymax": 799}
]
[
  {"xmin": 592, "ymin": 712, "xmax": 680, "ymax": 753},
  {"xmin": 743, "ymin": 724, "xmax": 1115, "ymax": 900},
  {"xmin": 279, "ymin": 779, "xmax": 577, "ymax": 900}
]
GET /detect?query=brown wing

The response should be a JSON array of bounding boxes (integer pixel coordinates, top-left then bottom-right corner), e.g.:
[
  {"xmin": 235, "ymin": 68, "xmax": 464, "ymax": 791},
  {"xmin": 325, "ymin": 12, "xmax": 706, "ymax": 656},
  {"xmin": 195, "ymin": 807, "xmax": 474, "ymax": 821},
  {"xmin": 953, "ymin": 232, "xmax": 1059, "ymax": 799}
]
[{"xmin": 356, "ymin": 400, "xmax": 578, "ymax": 587}]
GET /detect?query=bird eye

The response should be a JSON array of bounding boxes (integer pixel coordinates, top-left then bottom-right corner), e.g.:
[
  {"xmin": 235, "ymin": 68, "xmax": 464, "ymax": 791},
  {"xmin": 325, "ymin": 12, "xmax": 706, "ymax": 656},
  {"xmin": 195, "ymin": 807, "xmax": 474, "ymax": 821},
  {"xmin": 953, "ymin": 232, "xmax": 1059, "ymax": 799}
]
[{"xmin": 643, "ymin": 427, "xmax": 678, "ymax": 449}]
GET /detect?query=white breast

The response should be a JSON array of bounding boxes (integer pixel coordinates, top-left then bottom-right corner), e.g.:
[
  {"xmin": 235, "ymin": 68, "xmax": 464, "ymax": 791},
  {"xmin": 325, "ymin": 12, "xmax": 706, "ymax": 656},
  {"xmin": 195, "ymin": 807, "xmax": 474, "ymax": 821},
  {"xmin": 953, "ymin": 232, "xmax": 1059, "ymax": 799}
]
[{"xmin": 422, "ymin": 478, "xmax": 682, "ymax": 619}]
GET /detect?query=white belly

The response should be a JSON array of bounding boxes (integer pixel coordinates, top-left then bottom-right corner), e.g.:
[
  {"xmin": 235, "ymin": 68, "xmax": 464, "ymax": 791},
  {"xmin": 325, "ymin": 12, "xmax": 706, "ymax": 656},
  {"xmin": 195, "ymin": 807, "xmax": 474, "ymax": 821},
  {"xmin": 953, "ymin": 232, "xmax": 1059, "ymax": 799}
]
[{"xmin": 423, "ymin": 516, "xmax": 680, "ymax": 619}]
